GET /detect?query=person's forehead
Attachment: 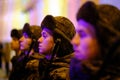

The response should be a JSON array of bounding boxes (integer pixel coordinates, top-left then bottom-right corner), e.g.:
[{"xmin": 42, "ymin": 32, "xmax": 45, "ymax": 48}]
[
  {"xmin": 42, "ymin": 28, "xmax": 53, "ymax": 35},
  {"xmin": 23, "ymin": 32, "xmax": 28, "ymax": 36},
  {"xmin": 76, "ymin": 19, "xmax": 95, "ymax": 31},
  {"xmin": 22, "ymin": 32, "xmax": 31, "ymax": 39}
]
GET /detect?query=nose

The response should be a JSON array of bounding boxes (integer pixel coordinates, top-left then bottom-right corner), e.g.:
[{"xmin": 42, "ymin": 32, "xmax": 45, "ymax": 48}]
[
  {"xmin": 19, "ymin": 36, "xmax": 24, "ymax": 42},
  {"xmin": 71, "ymin": 33, "xmax": 80, "ymax": 47},
  {"xmin": 38, "ymin": 36, "xmax": 43, "ymax": 43}
]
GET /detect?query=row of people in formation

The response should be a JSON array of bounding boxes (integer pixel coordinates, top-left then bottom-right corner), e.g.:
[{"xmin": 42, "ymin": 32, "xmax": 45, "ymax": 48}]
[{"xmin": 9, "ymin": 1, "xmax": 120, "ymax": 80}]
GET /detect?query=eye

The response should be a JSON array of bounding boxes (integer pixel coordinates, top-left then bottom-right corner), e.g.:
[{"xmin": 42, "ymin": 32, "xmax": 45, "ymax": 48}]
[
  {"xmin": 77, "ymin": 30, "xmax": 87, "ymax": 38},
  {"xmin": 42, "ymin": 32, "xmax": 48, "ymax": 38},
  {"xmin": 23, "ymin": 33, "xmax": 29, "ymax": 38}
]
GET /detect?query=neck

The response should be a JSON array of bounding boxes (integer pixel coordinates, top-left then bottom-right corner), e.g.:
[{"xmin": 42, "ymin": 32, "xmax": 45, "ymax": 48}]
[
  {"xmin": 45, "ymin": 54, "xmax": 52, "ymax": 60},
  {"xmin": 15, "ymin": 49, "xmax": 21, "ymax": 56},
  {"xmin": 24, "ymin": 49, "xmax": 34, "ymax": 56}
]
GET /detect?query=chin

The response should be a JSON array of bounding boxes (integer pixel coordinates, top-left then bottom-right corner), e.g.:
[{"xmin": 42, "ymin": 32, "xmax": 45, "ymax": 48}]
[
  {"xmin": 39, "ymin": 50, "xmax": 43, "ymax": 54},
  {"xmin": 20, "ymin": 47, "xmax": 24, "ymax": 51},
  {"xmin": 75, "ymin": 54, "xmax": 86, "ymax": 60}
]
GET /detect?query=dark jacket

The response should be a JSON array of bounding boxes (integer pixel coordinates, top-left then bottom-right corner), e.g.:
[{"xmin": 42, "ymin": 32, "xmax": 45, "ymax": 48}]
[
  {"xmin": 9, "ymin": 52, "xmax": 44, "ymax": 80},
  {"xmin": 39, "ymin": 53, "xmax": 74, "ymax": 80},
  {"xmin": 96, "ymin": 38, "xmax": 120, "ymax": 80},
  {"xmin": 70, "ymin": 58, "xmax": 102, "ymax": 80}
]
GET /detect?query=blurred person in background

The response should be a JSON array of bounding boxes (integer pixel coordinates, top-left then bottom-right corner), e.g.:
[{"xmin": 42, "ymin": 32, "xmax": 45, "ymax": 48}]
[
  {"xmin": 70, "ymin": 1, "xmax": 120, "ymax": 80},
  {"xmin": 0, "ymin": 42, "xmax": 3, "ymax": 69},
  {"xmin": 9, "ymin": 23, "xmax": 42, "ymax": 80},
  {"xmin": 2, "ymin": 42, "xmax": 11, "ymax": 77},
  {"xmin": 9, "ymin": 29, "xmax": 22, "ymax": 78},
  {"xmin": 38, "ymin": 15, "xmax": 75, "ymax": 80},
  {"xmin": 10, "ymin": 29, "xmax": 22, "ymax": 63}
]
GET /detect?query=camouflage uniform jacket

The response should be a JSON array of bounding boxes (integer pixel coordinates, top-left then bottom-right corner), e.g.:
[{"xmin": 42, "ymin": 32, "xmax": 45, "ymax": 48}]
[
  {"xmin": 39, "ymin": 53, "xmax": 74, "ymax": 80},
  {"xmin": 9, "ymin": 52, "xmax": 44, "ymax": 80}
]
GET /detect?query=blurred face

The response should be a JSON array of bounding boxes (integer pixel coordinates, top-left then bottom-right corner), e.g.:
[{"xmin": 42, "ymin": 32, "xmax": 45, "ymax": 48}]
[
  {"xmin": 19, "ymin": 33, "xmax": 32, "ymax": 51},
  {"xmin": 71, "ymin": 20, "xmax": 99, "ymax": 60},
  {"xmin": 11, "ymin": 37, "xmax": 20, "ymax": 50},
  {"xmin": 38, "ymin": 28, "xmax": 55, "ymax": 55}
]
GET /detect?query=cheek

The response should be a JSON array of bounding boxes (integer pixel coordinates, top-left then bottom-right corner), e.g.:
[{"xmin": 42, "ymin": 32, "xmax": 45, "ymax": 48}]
[
  {"xmin": 45, "ymin": 40, "xmax": 54, "ymax": 50},
  {"xmin": 11, "ymin": 41, "xmax": 19, "ymax": 48},
  {"xmin": 80, "ymin": 38, "xmax": 99, "ymax": 57},
  {"xmin": 22, "ymin": 40, "xmax": 32, "ymax": 49},
  {"xmin": 41, "ymin": 39, "xmax": 54, "ymax": 54},
  {"xmin": 74, "ymin": 38, "xmax": 95, "ymax": 60},
  {"xmin": 26, "ymin": 40, "xmax": 32, "ymax": 47},
  {"xmin": 81, "ymin": 38, "xmax": 94, "ymax": 52}
]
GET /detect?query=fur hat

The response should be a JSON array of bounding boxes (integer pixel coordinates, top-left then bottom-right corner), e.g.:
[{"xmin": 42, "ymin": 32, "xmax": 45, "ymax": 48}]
[
  {"xmin": 11, "ymin": 29, "xmax": 22, "ymax": 39},
  {"xmin": 76, "ymin": 1, "xmax": 99, "ymax": 26},
  {"xmin": 41, "ymin": 15, "xmax": 75, "ymax": 42},
  {"xmin": 22, "ymin": 23, "xmax": 41, "ymax": 41},
  {"xmin": 98, "ymin": 4, "xmax": 120, "ymax": 34}
]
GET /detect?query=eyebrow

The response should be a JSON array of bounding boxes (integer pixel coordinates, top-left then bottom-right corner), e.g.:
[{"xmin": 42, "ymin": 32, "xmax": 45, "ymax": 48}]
[
  {"xmin": 41, "ymin": 31, "xmax": 46, "ymax": 35},
  {"xmin": 76, "ymin": 30, "xmax": 84, "ymax": 33}
]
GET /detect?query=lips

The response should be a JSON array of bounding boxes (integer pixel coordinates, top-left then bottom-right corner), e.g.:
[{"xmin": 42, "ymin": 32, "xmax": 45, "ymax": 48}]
[
  {"xmin": 20, "ymin": 43, "xmax": 23, "ymax": 47},
  {"xmin": 38, "ymin": 44, "xmax": 42, "ymax": 49},
  {"xmin": 74, "ymin": 49, "xmax": 80, "ymax": 53},
  {"xmin": 38, "ymin": 46, "xmax": 41, "ymax": 49},
  {"xmin": 20, "ymin": 44, "xmax": 24, "ymax": 50},
  {"xmin": 20, "ymin": 42, "xmax": 24, "ymax": 48}
]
